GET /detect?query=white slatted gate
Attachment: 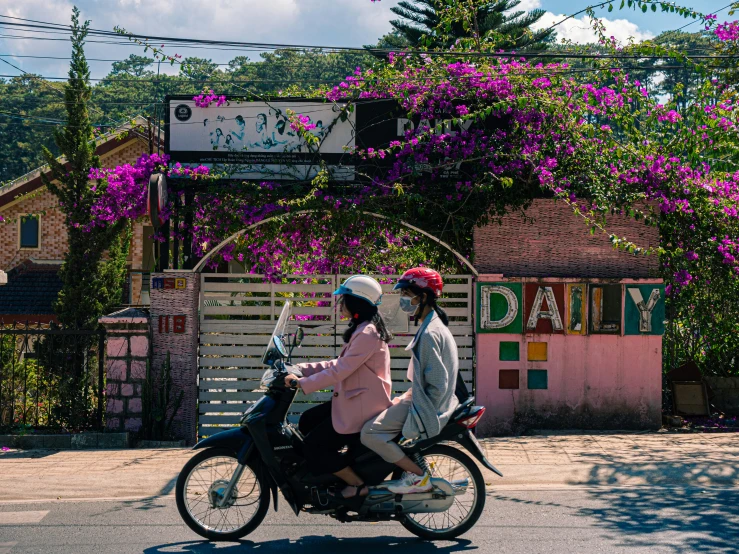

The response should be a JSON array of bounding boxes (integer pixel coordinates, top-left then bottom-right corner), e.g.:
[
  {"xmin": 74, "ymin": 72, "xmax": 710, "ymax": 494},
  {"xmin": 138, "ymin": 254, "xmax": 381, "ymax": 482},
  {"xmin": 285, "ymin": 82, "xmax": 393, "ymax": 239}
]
[{"xmin": 198, "ymin": 274, "xmax": 474, "ymax": 438}]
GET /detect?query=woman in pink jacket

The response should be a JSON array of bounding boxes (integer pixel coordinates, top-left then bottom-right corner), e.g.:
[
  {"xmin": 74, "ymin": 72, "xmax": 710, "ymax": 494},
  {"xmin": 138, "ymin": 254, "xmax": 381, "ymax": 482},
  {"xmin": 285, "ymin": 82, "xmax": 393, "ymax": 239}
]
[{"xmin": 284, "ymin": 275, "xmax": 393, "ymax": 504}]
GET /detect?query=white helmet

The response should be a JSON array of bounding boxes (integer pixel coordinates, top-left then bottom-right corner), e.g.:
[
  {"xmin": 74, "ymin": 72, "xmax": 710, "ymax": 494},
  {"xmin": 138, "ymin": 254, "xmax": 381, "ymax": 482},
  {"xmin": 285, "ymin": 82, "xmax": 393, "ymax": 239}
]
[{"xmin": 334, "ymin": 275, "xmax": 383, "ymax": 306}]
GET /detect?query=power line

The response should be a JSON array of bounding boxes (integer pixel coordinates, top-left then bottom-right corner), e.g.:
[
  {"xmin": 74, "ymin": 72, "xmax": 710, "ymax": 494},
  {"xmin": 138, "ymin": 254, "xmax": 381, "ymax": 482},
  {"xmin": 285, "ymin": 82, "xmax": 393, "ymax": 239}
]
[
  {"xmin": 0, "ymin": 54, "xmax": 243, "ymax": 66},
  {"xmin": 1, "ymin": 14, "xmax": 737, "ymax": 61}
]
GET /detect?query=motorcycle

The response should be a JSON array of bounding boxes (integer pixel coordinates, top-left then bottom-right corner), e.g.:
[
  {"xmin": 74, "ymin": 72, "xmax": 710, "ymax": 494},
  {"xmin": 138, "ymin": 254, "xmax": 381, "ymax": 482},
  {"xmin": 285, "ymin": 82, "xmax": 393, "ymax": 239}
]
[{"xmin": 176, "ymin": 301, "xmax": 502, "ymax": 541}]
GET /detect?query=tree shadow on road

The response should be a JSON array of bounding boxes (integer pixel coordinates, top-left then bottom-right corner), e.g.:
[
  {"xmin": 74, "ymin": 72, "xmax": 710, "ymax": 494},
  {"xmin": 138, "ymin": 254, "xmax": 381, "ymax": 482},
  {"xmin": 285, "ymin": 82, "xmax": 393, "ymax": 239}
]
[
  {"xmin": 144, "ymin": 536, "xmax": 476, "ymax": 553},
  {"xmin": 576, "ymin": 456, "xmax": 739, "ymax": 553}
]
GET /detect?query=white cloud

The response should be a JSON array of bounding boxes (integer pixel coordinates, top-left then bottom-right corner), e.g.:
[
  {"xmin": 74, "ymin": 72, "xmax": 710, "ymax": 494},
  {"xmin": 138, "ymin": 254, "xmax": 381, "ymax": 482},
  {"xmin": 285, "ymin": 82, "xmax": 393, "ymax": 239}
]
[
  {"xmin": 0, "ymin": 0, "xmax": 404, "ymax": 77},
  {"xmin": 532, "ymin": 12, "xmax": 654, "ymax": 44},
  {"xmin": 517, "ymin": 0, "xmax": 543, "ymax": 11}
]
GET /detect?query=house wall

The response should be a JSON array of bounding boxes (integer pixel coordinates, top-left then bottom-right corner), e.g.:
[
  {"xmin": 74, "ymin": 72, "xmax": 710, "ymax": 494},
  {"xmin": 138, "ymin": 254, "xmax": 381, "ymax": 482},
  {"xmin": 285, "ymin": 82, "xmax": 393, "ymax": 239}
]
[
  {"xmin": 472, "ymin": 200, "xmax": 664, "ymax": 434},
  {"xmin": 474, "ymin": 276, "xmax": 664, "ymax": 435},
  {"xmin": 0, "ymin": 138, "xmax": 150, "ymax": 299}
]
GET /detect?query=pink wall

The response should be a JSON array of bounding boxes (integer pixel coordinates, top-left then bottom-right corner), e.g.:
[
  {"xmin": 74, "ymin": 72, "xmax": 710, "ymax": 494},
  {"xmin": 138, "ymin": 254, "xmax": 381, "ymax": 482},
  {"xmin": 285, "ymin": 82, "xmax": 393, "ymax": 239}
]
[
  {"xmin": 475, "ymin": 275, "xmax": 663, "ymax": 435},
  {"xmin": 477, "ymin": 333, "xmax": 662, "ymax": 435}
]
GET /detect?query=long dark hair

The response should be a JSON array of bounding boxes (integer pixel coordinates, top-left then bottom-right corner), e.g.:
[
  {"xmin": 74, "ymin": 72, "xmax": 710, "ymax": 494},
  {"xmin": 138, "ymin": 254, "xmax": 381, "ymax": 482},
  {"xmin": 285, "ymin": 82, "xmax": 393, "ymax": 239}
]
[
  {"xmin": 341, "ymin": 294, "xmax": 393, "ymax": 344},
  {"xmin": 407, "ymin": 285, "xmax": 449, "ymax": 327}
]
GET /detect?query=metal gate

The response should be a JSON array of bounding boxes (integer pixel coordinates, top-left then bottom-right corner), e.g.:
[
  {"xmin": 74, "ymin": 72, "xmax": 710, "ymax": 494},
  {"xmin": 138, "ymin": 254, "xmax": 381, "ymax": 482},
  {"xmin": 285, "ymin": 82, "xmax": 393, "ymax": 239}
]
[{"xmin": 197, "ymin": 274, "xmax": 474, "ymax": 438}]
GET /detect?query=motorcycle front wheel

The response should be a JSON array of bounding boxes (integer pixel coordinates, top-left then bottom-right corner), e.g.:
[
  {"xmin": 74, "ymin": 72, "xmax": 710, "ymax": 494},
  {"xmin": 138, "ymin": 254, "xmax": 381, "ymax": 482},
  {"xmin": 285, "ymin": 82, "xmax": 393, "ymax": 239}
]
[
  {"xmin": 394, "ymin": 444, "xmax": 486, "ymax": 541},
  {"xmin": 175, "ymin": 447, "xmax": 270, "ymax": 541}
]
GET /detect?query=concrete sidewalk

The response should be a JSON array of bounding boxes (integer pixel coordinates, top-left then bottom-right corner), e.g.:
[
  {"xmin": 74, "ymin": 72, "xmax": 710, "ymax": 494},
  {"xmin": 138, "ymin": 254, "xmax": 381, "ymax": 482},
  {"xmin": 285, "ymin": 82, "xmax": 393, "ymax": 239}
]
[{"xmin": 2, "ymin": 432, "xmax": 737, "ymax": 502}]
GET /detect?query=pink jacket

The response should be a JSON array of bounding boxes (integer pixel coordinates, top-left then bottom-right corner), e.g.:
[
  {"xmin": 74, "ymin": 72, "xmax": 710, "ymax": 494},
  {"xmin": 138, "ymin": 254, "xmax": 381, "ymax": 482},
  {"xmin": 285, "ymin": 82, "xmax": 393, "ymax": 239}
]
[{"xmin": 297, "ymin": 322, "xmax": 392, "ymax": 434}]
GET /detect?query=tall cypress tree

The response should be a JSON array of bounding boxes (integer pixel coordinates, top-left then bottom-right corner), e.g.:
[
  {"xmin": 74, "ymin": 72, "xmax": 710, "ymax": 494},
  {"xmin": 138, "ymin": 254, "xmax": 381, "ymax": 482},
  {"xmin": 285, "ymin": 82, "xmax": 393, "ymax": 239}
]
[
  {"xmin": 390, "ymin": 0, "xmax": 555, "ymax": 51},
  {"xmin": 42, "ymin": 7, "xmax": 129, "ymax": 328}
]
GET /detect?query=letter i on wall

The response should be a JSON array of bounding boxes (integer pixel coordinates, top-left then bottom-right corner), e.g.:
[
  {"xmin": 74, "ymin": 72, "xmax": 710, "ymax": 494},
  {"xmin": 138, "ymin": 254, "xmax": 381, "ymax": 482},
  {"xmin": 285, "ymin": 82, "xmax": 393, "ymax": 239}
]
[{"xmin": 566, "ymin": 284, "xmax": 587, "ymax": 335}]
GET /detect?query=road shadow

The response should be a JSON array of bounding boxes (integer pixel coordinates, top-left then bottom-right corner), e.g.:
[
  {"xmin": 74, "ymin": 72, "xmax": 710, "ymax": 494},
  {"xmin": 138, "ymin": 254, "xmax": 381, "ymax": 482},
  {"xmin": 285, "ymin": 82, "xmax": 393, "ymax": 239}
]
[
  {"xmin": 584, "ymin": 487, "xmax": 739, "ymax": 553},
  {"xmin": 0, "ymin": 448, "xmax": 58, "ymax": 459},
  {"xmin": 566, "ymin": 444, "xmax": 739, "ymax": 487},
  {"xmin": 577, "ymin": 456, "xmax": 739, "ymax": 553},
  {"xmin": 144, "ymin": 537, "xmax": 476, "ymax": 553},
  {"xmin": 88, "ymin": 477, "xmax": 178, "ymax": 517}
]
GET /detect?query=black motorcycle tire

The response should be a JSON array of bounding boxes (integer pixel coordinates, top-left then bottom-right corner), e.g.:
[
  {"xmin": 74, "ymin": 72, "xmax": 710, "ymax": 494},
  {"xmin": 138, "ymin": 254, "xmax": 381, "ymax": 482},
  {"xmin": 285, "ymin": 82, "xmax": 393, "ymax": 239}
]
[
  {"xmin": 393, "ymin": 444, "xmax": 486, "ymax": 541},
  {"xmin": 175, "ymin": 447, "xmax": 271, "ymax": 541}
]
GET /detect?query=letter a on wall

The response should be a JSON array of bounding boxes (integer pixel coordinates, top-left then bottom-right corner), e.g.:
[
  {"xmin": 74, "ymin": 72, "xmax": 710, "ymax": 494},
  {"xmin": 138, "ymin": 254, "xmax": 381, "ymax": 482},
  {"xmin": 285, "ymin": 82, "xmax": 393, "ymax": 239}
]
[
  {"xmin": 625, "ymin": 285, "xmax": 665, "ymax": 335},
  {"xmin": 524, "ymin": 284, "xmax": 565, "ymax": 334},
  {"xmin": 477, "ymin": 283, "xmax": 523, "ymax": 333}
]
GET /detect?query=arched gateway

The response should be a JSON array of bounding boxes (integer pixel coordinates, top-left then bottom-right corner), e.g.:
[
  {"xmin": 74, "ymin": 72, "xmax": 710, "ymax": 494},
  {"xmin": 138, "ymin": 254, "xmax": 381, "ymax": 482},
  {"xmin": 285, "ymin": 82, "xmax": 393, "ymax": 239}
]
[
  {"xmin": 147, "ymin": 213, "xmax": 477, "ymax": 441},
  {"xmin": 189, "ymin": 212, "xmax": 476, "ymax": 439}
]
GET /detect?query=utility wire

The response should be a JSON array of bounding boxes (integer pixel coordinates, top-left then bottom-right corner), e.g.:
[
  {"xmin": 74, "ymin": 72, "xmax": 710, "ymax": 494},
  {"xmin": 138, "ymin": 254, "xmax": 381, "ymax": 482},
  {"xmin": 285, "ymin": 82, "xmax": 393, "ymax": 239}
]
[{"xmin": 1, "ymin": 14, "xmax": 738, "ymax": 61}]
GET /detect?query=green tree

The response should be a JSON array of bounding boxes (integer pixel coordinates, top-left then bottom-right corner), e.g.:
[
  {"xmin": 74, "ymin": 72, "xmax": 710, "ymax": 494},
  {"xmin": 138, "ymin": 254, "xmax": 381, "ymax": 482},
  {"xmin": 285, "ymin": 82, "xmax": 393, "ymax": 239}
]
[
  {"xmin": 41, "ymin": 7, "xmax": 130, "ymax": 328},
  {"xmin": 390, "ymin": 0, "xmax": 555, "ymax": 50},
  {"xmin": 180, "ymin": 57, "xmax": 220, "ymax": 81},
  {"xmin": 110, "ymin": 54, "xmax": 155, "ymax": 77}
]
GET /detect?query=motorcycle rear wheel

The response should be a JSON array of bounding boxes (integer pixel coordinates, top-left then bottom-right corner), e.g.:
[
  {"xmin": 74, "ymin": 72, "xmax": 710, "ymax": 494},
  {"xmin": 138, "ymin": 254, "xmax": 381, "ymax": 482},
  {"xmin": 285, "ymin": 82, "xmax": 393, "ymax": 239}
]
[
  {"xmin": 394, "ymin": 444, "xmax": 486, "ymax": 540},
  {"xmin": 175, "ymin": 447, "xmax": 270, "ymax": 541}
]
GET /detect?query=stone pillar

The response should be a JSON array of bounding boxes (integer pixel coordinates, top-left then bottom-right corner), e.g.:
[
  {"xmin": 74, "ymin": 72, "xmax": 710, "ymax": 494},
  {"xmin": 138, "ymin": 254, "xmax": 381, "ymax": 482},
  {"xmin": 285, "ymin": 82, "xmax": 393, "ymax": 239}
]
[
  {"xmin": 98, "ymin": 308, "xmax": 150, "ymax": 433},
  {"xmin": 150, "ymin": 271, "xmax": 199, "ymax": 445}
]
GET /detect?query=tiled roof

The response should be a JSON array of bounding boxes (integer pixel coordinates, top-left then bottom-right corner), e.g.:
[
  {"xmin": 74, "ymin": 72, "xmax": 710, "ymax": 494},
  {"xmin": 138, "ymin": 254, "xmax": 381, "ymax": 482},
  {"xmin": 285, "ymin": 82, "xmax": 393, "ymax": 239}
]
[
  {"xmin": 0, "ymin": 261, "xmax": 62, "ymax": 316},
  {"xmin": 0, "ymin": 116, "xmax": 161, "ymax": 209}
]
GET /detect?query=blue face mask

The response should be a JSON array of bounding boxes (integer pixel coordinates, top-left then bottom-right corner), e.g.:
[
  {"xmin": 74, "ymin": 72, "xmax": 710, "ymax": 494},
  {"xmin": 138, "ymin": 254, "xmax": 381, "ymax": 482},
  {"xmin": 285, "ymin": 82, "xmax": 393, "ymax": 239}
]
[{"xmin": 399, "ymin": 295, "xmax": 418, "ymax": 314}]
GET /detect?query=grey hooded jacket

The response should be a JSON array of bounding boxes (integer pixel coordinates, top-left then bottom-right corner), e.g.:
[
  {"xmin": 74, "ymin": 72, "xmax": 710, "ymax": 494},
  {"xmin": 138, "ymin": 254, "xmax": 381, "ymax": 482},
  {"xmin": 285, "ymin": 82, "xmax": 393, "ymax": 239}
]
[{"xmin": 402, "ymin": 310, "xmax": 460, "ymax": 441}]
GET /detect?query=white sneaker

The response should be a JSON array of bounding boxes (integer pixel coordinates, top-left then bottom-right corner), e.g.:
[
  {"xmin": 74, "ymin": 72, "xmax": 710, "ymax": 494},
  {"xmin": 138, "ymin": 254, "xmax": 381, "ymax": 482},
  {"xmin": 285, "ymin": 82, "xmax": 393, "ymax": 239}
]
[{"xmin": 387, "ymin": 471, "xmax": 432, "ymax": 494}]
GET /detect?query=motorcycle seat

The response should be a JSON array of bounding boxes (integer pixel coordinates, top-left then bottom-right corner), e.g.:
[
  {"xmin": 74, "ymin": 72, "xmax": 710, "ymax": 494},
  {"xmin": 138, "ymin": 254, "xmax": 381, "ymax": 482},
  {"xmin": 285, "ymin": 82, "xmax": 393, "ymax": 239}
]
[{"xmin": 452, "ymin": 396, "xmax": 475, "ymax": 420}]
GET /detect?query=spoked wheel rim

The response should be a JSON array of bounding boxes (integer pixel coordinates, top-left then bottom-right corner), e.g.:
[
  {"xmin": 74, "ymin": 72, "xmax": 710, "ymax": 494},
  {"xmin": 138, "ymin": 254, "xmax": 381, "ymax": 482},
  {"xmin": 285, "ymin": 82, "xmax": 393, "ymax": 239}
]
[
  {"xmin": 404, "ymin": 452, "xmax": 479, "ymax": 535},
  {"xmin": 183, "ymin": 455, "xmax": 262, "ymax": 535}
]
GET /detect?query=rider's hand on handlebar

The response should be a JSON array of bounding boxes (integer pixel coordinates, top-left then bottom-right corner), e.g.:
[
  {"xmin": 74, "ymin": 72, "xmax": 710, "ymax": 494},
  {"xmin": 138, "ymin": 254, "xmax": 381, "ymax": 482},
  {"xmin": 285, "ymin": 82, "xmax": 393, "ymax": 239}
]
[{"xmin": 284, "ymin": 374, "xmax": 300, "ymax": 389}]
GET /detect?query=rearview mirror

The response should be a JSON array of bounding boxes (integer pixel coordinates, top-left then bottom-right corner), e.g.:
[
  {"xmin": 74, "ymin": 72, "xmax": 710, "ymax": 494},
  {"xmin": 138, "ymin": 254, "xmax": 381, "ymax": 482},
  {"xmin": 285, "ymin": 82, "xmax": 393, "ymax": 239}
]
[
  {"xmin": 295, "ymin": 327, "xmax": 304, "ymax": 347},
  {"xmin": 272, "ymin": 335, "xmax": 288, "ymax": 358}
]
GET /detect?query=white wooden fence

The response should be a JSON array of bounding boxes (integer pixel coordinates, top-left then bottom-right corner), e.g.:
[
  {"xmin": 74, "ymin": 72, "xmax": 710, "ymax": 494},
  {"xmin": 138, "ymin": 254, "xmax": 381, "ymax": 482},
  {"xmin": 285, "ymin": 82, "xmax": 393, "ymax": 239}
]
[{"xmin": 197, "ymin": 274, "xmax": 475, "ymax": 437}]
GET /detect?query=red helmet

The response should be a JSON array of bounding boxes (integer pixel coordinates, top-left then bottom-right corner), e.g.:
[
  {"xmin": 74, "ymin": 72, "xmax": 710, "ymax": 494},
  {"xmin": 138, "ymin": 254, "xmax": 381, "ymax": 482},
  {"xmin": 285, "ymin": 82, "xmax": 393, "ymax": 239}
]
[{"xmin": 393, "ymin": 267, "xmax": 443, "ymax": 297}]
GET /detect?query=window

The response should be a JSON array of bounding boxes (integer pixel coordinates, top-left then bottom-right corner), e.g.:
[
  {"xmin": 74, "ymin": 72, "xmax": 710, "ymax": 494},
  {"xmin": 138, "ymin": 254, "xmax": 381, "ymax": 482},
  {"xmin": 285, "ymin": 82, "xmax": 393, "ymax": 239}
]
[
  {"xmin": 590, "ymin": 285, "xmax": 622, "ymax": 334},
  {"xmin": 499, "ymin": 370, "xmax": 520, "ymax": 389},
  {"xmin": 527, "ymin": 370, "xmax": 548, "ymax": 390},
  {"xmin": 19, "ymin": 215, "xmax": 40, "ymax": 249}
]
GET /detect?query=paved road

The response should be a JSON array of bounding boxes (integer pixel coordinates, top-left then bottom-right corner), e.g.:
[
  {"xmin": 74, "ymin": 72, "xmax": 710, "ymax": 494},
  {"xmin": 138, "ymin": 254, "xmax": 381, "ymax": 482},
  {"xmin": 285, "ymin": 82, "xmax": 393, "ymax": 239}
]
[{"xmin": 1, "ymin": 486, "xmax": 738, "ymax": 553}]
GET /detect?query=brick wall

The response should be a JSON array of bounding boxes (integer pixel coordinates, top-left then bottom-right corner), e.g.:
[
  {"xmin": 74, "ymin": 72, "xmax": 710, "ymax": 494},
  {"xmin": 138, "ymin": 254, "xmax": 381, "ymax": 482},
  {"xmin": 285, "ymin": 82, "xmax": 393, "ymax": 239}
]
[
  {"xmin": 98, "ymin": 313, "xmax": 150, "ymax": 433},
  {"xmin": 0, "ymin": 188, "xmax": 67, "ymax": 270},
  {"xmin": 150, "ymin": 272, "xmax": 199, "ymax": 444},
  {"xmin": 473, "ymin": 199, "xmax": 660, "ymax": 278},
  {"xmin": 0, "ymin": 138, "xmax": 148, "ymax": 273}
]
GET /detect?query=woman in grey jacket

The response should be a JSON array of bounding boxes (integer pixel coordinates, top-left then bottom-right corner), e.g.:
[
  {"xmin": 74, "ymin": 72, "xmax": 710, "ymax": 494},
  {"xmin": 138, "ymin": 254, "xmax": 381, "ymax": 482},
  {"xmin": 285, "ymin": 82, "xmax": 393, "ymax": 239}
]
[{"xmin": 361, "ymin": 267, "xmax": 460, "ymax": 494}]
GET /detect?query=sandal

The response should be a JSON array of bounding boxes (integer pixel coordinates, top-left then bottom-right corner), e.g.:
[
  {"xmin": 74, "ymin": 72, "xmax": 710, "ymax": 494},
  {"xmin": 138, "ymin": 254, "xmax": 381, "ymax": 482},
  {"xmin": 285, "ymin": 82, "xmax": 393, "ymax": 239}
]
[{"xmin": 329, "ymin": 483, "xmax": 368, "ymax": 509}]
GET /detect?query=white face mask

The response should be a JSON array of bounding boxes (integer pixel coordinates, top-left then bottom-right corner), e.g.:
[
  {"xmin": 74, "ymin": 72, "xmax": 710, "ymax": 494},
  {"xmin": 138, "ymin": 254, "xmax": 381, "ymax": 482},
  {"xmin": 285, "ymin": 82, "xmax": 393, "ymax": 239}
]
[{"xmin": 399, "ymin": 295, "xmax": 418, "ymax": 314}]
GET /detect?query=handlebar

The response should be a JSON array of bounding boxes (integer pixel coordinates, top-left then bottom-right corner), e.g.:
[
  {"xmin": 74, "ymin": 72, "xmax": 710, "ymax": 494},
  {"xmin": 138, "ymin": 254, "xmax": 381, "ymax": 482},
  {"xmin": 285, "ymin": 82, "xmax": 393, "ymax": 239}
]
[{"xmin": 288, "ymin": 379, "xmax": 298, "ymax": 388}]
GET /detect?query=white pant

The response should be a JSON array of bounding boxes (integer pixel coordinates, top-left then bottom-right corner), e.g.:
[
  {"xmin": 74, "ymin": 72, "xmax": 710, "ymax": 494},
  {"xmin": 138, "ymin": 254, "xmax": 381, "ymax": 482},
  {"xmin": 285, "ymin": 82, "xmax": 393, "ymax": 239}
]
[{"xmin": 360, "ymin": 392, "xmax": 412, "ymax": 464}]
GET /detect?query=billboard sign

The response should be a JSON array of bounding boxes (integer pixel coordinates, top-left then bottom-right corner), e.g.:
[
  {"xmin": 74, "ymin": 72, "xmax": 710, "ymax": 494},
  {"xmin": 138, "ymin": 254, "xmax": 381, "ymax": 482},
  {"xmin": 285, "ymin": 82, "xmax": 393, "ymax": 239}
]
[{"xmin": 165, "ymin": 96, "xmax": 498, "ymax": 181}]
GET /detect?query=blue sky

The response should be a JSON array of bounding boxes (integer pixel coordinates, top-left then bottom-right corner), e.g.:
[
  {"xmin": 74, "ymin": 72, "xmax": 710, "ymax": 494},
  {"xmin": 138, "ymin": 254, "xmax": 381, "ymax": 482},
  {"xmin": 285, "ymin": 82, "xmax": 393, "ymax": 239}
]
[{"xmin": 0, "ymin": 0, "xmax": 731, "ymax": 79}]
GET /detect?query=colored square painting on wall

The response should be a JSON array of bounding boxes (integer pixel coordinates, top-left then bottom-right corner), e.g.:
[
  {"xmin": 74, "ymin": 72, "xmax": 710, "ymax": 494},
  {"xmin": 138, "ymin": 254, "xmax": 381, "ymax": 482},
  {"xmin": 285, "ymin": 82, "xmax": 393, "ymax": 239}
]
[
  {"xmin": 566, "ymin": 283, "xmax": 587, "ymax": 335},
  {"xmin": 524, "ymin": 284, "xmax": 565, "ymax": 334},
  {"xmin": 624, "ymin": 284, "xmax": 665, "ymax": 335},
  {"xmin": 528, "ymin": 369, "xmax": 548, "ymax": 390},
  {"xmin": 477, "ymin": 282, "xmax": 523, "ymax": 334},
  {"xmin": 527, "ymin": 342, "xmax": 548, "ymax": 362},
  {"xmin": 499, "ymin": 341, "xmax": 520, "ymax": 361},
  {"xmin": 499, "ymin": 370, "xmax": 520, "ymax": 389}
]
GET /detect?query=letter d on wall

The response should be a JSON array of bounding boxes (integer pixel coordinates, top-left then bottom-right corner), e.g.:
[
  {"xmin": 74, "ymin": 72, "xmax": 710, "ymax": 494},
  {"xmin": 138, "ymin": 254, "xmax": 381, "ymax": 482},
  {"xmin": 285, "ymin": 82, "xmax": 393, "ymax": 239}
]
[{"xmin": 477, "ymin": 283, "xmax": 523, "ymax": 334}]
